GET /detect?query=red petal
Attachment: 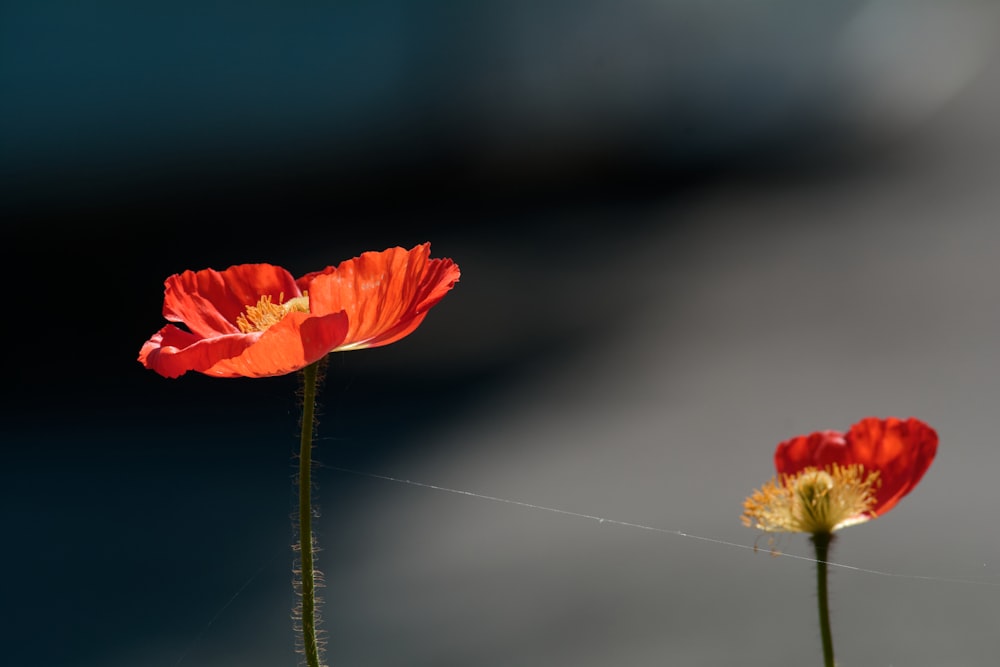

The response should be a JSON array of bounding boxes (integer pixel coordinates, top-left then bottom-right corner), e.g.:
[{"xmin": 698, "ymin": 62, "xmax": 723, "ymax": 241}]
[
  {"xmin": 774, "ymin": 430, "xmax": 849, "ymax": 474},
  {"xmin": 138, "ymin": 324, "xmax": 256, "ymax": 378},
  {"xmin": 774, "ymin": 417, "xmax": 938, "ymax": 517},
  {"xmin": 163, "ymin": 264, "xmax": 301, "ymax": 337},
  {"xmin": 303, "ymin": 243, "xmax": 460, "ymax": 351},
  {"xmin": 198, "ymin": 311, "xmax": 350, "ymax": 378},
  {"xmin": 138, "ymin": 312, "xmax": 350, "ymax": 378},
  {"xmin": 843, "ymin": 417, "xmax": 938, "ymax": 515}
]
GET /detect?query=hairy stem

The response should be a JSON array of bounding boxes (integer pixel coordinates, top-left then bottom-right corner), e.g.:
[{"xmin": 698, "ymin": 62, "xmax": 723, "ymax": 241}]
[
  {"xmin": 811, "ymin": 531, "xmax": 835, "ymax": 667},
  {"xmin": 298, "ymin": 361, "xmax": 322, "ymax": 667}
]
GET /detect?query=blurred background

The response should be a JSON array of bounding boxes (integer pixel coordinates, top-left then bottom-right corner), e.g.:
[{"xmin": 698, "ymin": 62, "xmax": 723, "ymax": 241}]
[{"xmin": 4, "ymin": 1, "xmax": 1000, "ymax": 665}]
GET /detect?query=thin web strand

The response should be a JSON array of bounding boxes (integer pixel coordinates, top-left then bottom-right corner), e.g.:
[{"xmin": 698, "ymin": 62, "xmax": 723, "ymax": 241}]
[
  {"xmin": 173, "ymin": 561, "xmax": 272, "ymax": 667},
  {"xmin": 325, "ymin": 465, "xmax": 1000, "ymax": 588}
]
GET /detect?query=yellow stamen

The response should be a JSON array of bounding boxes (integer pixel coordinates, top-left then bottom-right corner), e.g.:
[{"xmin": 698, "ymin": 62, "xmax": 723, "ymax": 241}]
[
  {"xmin": 236, "ymin": 292, "xmax": 310, "ymax": 333},
  {"xmin": 741, "ymin": 463, "xmax": 881, "ymax": 534}
]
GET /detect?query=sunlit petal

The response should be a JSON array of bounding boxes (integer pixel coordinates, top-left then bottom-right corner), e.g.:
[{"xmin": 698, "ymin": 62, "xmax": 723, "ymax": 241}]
[{"xmin": 139, "ymin": 244, "xmax": 459, "ymax": 378}]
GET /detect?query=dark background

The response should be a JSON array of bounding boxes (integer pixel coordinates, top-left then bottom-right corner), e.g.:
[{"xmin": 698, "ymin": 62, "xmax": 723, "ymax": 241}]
[{"xmin": 4, "ymin": 2, "xmax": 1000, "ymax": 666}]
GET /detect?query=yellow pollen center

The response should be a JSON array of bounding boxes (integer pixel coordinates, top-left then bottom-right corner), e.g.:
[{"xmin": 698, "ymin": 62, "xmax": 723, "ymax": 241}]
[
  {"xmin": 741, "ymin": 463, "xmax": 881, "ymax": 534},
  {"xmin": 236, "ymin": 293, "xmax": 310, "ymax": 333}
]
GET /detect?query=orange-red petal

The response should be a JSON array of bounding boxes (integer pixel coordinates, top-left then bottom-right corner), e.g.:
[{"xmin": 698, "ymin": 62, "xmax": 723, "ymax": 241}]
[
  {"xmin": 139, "ymin": 311, "xmax": 350, "ymax": 378},
  {"xmin": 774, "ymin": 417, "xmax": 938, "ymax": 517},
  {"xmin": 302, "ymin": 243, "xmax": 461, "ymax": 351},
  {"xmin": 163, "ymin": 264, "xmax": 302, "ymax": 337},
  {"xmin": 139, "ymin": 324, "xmax": 252, "ymax": 378},
  {"xmin": 197, "ymin": 311, "xmax": 350, "ymax": 378}
]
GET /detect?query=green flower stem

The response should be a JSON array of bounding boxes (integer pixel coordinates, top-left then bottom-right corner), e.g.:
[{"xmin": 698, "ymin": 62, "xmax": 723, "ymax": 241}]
[
  {"xmin": 811, "ymin": 531, "xmax": 835, "ymax": 667},
  {"xmin": 298, "ymin": 361, "xmax": 322, "ymax": 667}
]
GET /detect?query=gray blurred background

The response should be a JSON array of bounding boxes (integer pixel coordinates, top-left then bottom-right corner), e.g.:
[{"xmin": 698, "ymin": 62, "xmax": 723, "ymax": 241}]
[{"xmin": 4, "ymin": 1, "xmax": 1000, "ymax": 666}]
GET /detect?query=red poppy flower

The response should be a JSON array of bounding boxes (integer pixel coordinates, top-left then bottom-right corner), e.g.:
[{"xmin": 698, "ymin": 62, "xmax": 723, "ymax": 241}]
[
  {"xmin": 742, "ymin": 417, "xmax": 938, "ymax": 534},
  {"xmin": 139, "ymin": 243, "xmax": 460, "ymax": 378}
]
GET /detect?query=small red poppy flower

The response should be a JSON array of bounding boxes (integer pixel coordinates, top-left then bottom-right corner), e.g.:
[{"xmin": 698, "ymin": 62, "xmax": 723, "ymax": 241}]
[
  {"xmin": 139, "ymin": 243, "xmax": 460, "ymax": 378},
  {"xmin": 742, "ymin": 417, "xmax": 938, "ymax": 534}
]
